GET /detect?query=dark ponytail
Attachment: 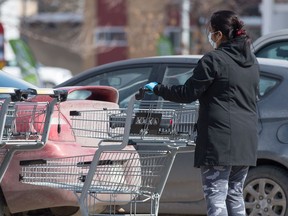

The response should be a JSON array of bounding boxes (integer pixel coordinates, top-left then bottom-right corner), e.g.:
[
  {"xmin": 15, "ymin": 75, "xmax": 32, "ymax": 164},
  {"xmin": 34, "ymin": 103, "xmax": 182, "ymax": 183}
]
[{"xmin": 209, "ymin": 10, "xmax": 249, "ymax": 42}]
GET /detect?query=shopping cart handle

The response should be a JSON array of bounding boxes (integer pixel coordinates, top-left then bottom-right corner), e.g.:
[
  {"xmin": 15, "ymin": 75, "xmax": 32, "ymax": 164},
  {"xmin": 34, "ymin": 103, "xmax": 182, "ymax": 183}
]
[
  {"xmin": 28, "ymin": 88, "xmax": 54, "ymax": 95},
  {"xmin": 0, "ymin": 87, "xmax": 17, "ymax": 94},
  {"xmin": 52, "ymin": 89, "xmax": 68, "ymax": 102},
  {"xmin": 27, "ymin": 88, "xmax": 68, "ymax": 102},
  {"xmin": 12, "ymin": 89, "xmax": 36, "ymax": 101},
  {"xmin": 0, "ymin": 88, "xmax": 37, "ymax": 102},
  {"xmin": 135, "ymin": 88, "xmax": 150, "ymax": 100}
]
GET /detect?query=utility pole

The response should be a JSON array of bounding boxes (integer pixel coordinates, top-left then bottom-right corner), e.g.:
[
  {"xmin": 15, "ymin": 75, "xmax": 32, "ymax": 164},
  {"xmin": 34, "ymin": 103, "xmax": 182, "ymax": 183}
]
[
  {"xmin": 261, "ymin": 0, "xmax": 274, "ymax": 35},
  {"xmin": 181, "ymin": 0, "xmax": 190, "ymax": 55}
]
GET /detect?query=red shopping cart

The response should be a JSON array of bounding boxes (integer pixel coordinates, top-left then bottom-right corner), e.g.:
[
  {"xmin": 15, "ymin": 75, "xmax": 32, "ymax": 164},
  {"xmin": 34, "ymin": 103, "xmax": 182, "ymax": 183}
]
[{"xmin": 0, "ymin": 88, "xmax": 67, "ymax": 182}]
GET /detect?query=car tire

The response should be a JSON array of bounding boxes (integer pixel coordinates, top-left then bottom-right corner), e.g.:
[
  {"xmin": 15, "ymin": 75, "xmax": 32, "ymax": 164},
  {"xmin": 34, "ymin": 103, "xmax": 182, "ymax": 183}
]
[{"xmin": 244, "ymin": 165, "xmax": 288, "ymax": 216}]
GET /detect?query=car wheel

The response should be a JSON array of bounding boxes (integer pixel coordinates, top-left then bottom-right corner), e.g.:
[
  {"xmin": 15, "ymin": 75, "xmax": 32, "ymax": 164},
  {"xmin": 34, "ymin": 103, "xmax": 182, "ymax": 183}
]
[{"xmin": 244, "ymin": 165, "xmax": 288, "ymax": 216}]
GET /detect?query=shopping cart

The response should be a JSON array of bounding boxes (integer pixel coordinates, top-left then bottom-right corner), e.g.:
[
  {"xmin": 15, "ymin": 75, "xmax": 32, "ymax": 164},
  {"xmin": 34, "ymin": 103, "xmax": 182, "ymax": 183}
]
[
  {"xmin": 0, "ymin": 87, "xmax": 67, "ymax": 182},
  {"xmin": 20, "ymin": 90, "xmax": 198, "ymax": 216}
]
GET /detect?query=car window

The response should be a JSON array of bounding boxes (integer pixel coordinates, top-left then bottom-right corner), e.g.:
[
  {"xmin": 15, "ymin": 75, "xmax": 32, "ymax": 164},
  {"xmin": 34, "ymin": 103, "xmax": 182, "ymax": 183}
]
[
  {"xmin": 159, "ymin": 65, "xmax": 196, "ymax": 108},
  {"xmin": 75, "ymin": 67, "xmax": 153, "ymax": 107},
  {"xmin": 259, "ymin": 75, "xmax": 279, "ymax": 97},
  {"xmin": 162, "ymin": 66, "xmax": 194, "ymax": 85},
  {"xmin": 255, "ymin": 41, "xmax": 288, "ymax": 60},
  {"xmin": 161, "ymin": 66, "xmax": 279, "ymax": 99},
  {"xmin": 67, "ymin": 90, "xmax": 92, "ymax": 100}
]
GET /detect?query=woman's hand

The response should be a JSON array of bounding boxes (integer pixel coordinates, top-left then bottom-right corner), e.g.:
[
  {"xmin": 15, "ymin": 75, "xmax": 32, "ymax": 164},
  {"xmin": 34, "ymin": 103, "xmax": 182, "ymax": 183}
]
[{"xmin": 144, "ymin": 82, "xmax": 158, "ymax": 94}]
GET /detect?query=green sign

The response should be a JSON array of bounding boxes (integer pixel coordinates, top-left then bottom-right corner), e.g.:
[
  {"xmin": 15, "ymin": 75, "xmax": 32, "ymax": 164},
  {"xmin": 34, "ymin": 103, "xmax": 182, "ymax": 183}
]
[
  {"xmin": 156, "ymin": 35, "xmax": 174, "ymax": 56},
  {"xmin": 9, "ymin": 39, "xmax": 41, "ymax": 86}
]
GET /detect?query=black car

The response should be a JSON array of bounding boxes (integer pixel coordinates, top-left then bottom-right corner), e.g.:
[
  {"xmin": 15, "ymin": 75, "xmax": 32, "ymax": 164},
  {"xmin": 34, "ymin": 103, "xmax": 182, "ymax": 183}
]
[{"xmin": 58, "ymin": 56, "xmax": 288, "ymax": 215}]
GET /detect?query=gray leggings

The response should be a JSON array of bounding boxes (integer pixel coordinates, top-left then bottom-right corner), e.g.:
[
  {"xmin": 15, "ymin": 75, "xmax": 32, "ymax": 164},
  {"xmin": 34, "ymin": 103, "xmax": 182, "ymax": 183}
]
[{"xmin": 200, "ymin": 166, "xmax": 249, "ymax": 216}]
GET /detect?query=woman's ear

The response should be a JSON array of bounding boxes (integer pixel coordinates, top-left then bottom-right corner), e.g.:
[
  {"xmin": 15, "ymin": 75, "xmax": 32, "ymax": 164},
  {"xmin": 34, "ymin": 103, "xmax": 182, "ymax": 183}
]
[
  {"xmin": 217, "ymin": 31, "xmax": 223, "ymax": 40},
  {"xmin": 217, "ymin": 31, "xmax": 227, "ymax": 47}
]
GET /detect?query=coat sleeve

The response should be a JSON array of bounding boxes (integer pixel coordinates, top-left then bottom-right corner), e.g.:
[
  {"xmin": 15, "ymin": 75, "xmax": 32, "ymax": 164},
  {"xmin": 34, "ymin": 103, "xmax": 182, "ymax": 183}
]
[{"xmin": 154, "ymin": 53, "xmax": 218, "ymax": 103}]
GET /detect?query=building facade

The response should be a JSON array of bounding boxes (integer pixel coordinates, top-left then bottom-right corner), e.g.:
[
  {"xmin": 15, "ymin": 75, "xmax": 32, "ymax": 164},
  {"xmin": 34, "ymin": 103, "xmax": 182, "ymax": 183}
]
[{"xmin": 18, "ymin": 0, "xmax": 276, "ymax": 75}]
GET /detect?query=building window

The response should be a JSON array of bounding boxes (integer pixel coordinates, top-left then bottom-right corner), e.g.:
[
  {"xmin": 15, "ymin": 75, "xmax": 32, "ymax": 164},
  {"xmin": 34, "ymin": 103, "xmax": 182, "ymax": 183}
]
[{"xmin": 94, "ymin": 27, "xmax": 127, "ymax": 47}]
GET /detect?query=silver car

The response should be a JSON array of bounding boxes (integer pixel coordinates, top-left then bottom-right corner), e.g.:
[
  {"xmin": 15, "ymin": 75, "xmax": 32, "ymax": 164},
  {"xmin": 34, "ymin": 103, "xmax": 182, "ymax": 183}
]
[
  {"xmin": 253, "ymin": 28, "xmax": 288, "ymax": 60},
  {"xmin": 58, "ymin": 55, "xmax": 288, "ymax": 216}
]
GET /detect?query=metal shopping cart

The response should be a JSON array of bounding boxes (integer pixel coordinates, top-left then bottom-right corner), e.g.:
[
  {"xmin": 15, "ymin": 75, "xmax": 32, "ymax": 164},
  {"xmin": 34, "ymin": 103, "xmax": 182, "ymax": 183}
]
[
  {"xmin": 0, "ymin": 87, "xmax": 67, "ymax": 183},
  {"xmin": 20, "ymin": 90, "xmax": 198, "ymax": 216}
]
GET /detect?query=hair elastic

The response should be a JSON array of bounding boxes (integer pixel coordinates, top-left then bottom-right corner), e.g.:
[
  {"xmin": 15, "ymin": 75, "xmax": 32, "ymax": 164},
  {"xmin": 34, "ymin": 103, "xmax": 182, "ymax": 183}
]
[{"xmin": 236, "ymin": 29, "xmax": 246, "ymax": 36}]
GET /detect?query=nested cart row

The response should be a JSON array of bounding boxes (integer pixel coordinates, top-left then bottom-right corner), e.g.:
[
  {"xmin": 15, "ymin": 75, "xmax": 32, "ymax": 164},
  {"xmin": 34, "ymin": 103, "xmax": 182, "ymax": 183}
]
[
  {"xmin": 0, "ymin": 88, "xmax": 67, "ymax": 183},
  {"xmin": 69, "ymin": 100, "xmax": 198, "ymax": 144},
  {"xmin": 20, "ymin": 92, "xmax": 198, "ymax": 216}
]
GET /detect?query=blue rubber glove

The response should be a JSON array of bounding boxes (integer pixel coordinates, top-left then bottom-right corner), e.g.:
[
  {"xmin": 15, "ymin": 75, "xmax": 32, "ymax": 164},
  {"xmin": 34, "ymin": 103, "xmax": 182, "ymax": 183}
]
[{"xmin": 144, "ymin": 82, "xmax": 158, "ymax": 94}]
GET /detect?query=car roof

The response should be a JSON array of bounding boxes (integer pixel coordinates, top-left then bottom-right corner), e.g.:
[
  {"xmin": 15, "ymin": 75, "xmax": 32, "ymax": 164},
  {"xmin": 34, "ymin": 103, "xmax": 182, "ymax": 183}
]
[
  {"xmin": 89, "ymin": 55, "xmax": 203, "ymax": 69},
  {"xmin": 57, "ymin": 55, "xmax": 203, "ymax": 87},
  {"xmin": 252, "ymin": 28, "xmax": 288, "ymax": 52},
  {"xmin": 57, "ymin": 55, "xmax": 288, "ymax": 87},
  {"xmin": 0, "ymin": 70, "xmax": 36, "ymax": 89}
]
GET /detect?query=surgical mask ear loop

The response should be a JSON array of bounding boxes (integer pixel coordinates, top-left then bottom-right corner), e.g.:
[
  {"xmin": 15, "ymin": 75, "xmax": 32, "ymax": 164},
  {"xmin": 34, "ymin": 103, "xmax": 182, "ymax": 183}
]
[{"xmin": 208, "ymin": 32, "xmax": 218, "ymax": 49}]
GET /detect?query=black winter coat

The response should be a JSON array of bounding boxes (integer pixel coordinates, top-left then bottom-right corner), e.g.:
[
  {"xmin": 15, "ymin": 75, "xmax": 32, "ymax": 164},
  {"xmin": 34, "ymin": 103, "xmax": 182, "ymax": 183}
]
[{"xmin": 154, "ymin": 37, "xmax": 259, "ymax": 167}]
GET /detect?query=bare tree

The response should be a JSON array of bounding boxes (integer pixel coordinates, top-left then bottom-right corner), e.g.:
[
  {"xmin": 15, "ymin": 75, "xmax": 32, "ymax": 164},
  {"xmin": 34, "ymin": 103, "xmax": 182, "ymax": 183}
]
[{"xmin": 17, "ymin": 0, "xmax": 262, "ymax": 71}]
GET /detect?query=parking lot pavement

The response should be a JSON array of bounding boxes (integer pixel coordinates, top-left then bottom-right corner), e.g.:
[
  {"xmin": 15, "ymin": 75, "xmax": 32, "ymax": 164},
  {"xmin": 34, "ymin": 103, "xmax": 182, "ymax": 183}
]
[{"xmin": 70, "ymin": 211, "xmax": 169, "ymax": 215}]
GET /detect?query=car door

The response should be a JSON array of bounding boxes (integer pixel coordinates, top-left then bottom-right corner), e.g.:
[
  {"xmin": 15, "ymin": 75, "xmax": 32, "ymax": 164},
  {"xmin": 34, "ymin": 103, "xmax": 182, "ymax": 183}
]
[{"xmin": 157, "ymin": 63, "xmax": 204, "ymax": 203}]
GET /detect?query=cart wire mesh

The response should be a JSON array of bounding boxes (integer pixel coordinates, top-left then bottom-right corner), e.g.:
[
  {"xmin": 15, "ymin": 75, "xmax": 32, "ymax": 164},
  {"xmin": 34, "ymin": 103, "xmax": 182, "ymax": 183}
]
[
  {"xmin": 20, "ymin": 154, "xmax": 92, "ymax": 192},
  {"xmin": 70, "ymin": 100, "xmax": 198, "ymax": 142},
  {"xmin": 20, "ymin": 97, "xmax": 197, "ymax": 216},
  {"xmin": 21, "ymin": 149, "xmax": 174, "ymax": 193},
  {"xmin": 20, "ymin": 147, "xmax": 179, "ymax": 215},
  {"xmin": 0, "ymin": 88, "xmax": 67, "ymax": 183},
  {"xmin": 0, "ymin": 101, "xmax": 51, "ymax": 145}
]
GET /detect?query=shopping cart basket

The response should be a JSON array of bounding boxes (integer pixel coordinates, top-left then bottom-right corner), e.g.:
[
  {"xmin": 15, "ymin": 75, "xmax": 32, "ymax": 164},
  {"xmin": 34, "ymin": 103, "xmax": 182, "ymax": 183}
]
[
  {"xmin": 0, "ymin": 88, "xmax": 67, "ymax": 182},
  {"xmin": 69, "ymin": 101, "xmax": 198, "ymax": 144},
  {"xmin": 20, "ymin": 91, "xmax": 198, "ymax": 216},
  {"xmin": 21, "ymin": 144, "xmax": 194, "ymax": 216}
]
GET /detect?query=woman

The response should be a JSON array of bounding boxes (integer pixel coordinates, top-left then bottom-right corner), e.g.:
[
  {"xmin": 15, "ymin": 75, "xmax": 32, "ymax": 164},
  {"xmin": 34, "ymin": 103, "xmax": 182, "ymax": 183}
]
[{"xmin": 145, "ymin": 10, "xmax": 259, "ymax": 216}]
